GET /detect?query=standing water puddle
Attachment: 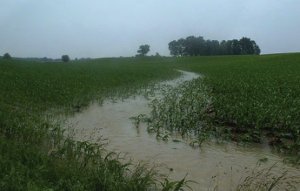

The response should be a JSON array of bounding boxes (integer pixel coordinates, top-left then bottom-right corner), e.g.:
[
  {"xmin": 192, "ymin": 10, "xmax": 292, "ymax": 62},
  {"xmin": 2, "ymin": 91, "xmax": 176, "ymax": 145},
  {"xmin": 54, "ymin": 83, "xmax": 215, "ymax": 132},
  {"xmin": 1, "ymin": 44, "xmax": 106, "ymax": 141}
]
[{"xmin": 66, "ymin": 71, "xmax": 300, "ymax": 191}]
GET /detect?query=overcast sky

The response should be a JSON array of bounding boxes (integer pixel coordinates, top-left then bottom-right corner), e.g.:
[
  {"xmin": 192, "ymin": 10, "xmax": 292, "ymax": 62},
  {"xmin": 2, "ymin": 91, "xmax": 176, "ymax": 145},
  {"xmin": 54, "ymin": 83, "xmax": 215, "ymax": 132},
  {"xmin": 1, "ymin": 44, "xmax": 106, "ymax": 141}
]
[{"xmin": 1, "ymin": 0, "xmax": 300, "ymax": 58}]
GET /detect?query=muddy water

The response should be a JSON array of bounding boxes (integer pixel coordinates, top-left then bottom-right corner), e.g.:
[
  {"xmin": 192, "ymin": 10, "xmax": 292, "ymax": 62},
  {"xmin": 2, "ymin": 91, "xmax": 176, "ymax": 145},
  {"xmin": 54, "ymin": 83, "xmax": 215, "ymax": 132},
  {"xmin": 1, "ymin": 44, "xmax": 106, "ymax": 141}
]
[{"xmin": 66, "ymin": 71, "xmax": 300, "ymax": 191}]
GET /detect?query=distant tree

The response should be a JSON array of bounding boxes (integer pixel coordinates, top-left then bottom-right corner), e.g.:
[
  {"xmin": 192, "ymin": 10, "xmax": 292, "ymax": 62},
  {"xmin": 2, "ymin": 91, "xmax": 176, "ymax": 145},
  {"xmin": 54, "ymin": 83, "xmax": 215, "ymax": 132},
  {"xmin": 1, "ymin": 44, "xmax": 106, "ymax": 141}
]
[
  {"xmin": 231, "ymin": 39, "xmax": 242, "ymax": 55},
  {"xmin": 184, "ymin": 36, "xmax": 205, "ymax": 56},
  {"xmin": 168, "ymin": 40, "xmax": 179, "ymax": 56},
  {"xmin": 168, "ymin": 39, "xmax": 185, "ymax": 57},
  {"xmin": 239, "ymin": 37, "xmax": 254, "ymax": 54},
  {"xmin": 61, "ymin": 55, "xmax": 70, "ymax": 62},
  {"xmin": 184, "ymin": 36, "xmax": 196, "ymax": 56},
  {"xmin": 168, "ymin": 36, "xmax": 261, "ymax": 56},
  {"xmin": 219, "ymin": 40, "xmax": 228, "ymax": 55},
  {"xmin": 155, "ymin": 52, "xmax": 161, "ymax": 57},
  {"xmin": 225, "ymin": 40, "xmax": 234, "ymax": 55},
  {"xmin": 252, "ymin": 40, "xmax": 261, "ymax": 55},
  {"xmin": 3, "ymin": 53, "xmax": 12, "ymax": 59},
  {"xmin": 137, "ymin": 44, "xmax": 150, "ymax": 56},
  {"xmin": 209, "ymin": 40, "xmax": 220, "ymax": 55},
  {"xmin": 177, "ymin": 38, "xmax": 186, "ymax": 56}
]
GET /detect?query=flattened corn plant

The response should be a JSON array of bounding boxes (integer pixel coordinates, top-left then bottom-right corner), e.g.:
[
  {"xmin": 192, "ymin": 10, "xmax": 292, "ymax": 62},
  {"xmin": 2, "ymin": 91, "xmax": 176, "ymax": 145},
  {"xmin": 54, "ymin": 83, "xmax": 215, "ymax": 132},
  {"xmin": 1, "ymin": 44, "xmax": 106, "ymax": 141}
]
[{"xmin": 146, "ymin": 78, "xmax": 213, "ymax": 147}]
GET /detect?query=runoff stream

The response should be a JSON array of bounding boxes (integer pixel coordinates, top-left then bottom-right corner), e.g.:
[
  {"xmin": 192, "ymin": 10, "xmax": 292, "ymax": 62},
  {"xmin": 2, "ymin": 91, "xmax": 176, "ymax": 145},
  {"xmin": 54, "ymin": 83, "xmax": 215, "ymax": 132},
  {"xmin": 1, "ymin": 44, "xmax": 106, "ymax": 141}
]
[{"xmin": 66, "ymin": 71, "xmax": 300, "ymax": 191}]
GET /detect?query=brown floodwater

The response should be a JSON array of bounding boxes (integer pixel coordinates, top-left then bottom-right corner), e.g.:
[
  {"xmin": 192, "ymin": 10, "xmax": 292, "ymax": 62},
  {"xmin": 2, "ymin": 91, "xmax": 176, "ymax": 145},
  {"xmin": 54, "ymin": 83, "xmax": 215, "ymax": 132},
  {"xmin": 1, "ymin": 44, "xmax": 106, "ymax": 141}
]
[{"xmin": 65, "ymin": 71, "xmax": 300, "ymax": 191}]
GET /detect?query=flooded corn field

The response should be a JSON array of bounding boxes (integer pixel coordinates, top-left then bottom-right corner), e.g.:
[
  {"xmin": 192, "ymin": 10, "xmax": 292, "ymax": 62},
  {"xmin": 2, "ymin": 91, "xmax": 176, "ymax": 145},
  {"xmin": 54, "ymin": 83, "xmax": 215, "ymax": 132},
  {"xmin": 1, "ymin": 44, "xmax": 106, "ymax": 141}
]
[{"xmin": 66, "ymin": 71, "xmax": 300, "ymax": 191}]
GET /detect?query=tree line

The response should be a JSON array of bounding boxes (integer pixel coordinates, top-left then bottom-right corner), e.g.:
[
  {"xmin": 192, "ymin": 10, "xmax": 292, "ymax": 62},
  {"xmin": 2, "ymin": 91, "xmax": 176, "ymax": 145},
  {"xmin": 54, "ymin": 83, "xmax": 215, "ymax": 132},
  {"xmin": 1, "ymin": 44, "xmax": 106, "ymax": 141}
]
[
  {"xmin": 2, "ymin": 36, "xmax": 261, "ymax": 61},
  {"xmin": 168, "ymin": 36, "xmax": 261, "ymax": 56}
]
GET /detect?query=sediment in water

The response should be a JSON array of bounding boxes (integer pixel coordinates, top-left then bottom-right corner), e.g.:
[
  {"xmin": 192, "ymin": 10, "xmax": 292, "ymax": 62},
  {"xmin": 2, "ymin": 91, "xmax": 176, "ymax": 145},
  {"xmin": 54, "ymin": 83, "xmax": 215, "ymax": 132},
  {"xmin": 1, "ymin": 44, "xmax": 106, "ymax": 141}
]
[{"xmin": 66, "ymin": 70, "xmax": 300, "ymax": 191}]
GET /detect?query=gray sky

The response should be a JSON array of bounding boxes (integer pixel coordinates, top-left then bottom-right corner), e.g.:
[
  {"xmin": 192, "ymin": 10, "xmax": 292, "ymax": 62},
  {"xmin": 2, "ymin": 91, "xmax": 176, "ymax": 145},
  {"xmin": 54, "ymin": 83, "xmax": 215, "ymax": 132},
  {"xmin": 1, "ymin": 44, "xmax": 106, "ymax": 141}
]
[{"xmin": 1, "ymin": 0, "xmax": 300, "ymax": 58}]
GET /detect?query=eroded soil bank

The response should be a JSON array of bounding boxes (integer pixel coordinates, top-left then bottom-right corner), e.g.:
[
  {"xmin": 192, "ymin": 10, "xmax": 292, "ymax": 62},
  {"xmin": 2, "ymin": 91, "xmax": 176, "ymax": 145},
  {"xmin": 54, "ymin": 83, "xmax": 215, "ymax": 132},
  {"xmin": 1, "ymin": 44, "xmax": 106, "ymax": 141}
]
[{"xmin": 65, "ymin": 71, "xmax": 300, "ymax": 191}]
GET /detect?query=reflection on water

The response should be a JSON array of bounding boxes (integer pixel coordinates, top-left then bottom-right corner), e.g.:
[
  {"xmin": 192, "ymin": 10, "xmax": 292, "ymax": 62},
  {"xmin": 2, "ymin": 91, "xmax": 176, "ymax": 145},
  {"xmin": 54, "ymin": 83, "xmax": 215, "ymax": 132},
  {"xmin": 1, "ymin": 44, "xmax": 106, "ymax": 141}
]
[{"xmin": 66, "ymin": 71, "xmax": 300, "ymax": 191}]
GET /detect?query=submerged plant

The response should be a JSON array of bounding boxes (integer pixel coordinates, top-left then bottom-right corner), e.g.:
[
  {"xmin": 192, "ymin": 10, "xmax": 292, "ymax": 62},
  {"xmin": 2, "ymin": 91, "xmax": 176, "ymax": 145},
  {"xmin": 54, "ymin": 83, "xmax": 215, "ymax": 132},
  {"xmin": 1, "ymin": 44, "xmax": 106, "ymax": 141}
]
[
  {"xmin": 146, "ymin": 77, "xmax": 212, "ymax": 146},
  {"xmin": 236, "ymin": 164, "xmax": 300, "ymax": 191}
]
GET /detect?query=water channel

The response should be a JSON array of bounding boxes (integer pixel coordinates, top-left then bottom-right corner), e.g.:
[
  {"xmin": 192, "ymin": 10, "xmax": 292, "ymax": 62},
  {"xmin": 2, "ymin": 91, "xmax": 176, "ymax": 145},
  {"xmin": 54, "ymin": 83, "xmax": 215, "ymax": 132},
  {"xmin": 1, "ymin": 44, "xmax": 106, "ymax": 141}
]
[{"xmin": 66, "ymin": 71, "xmax": 299, "ymax": 190}]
